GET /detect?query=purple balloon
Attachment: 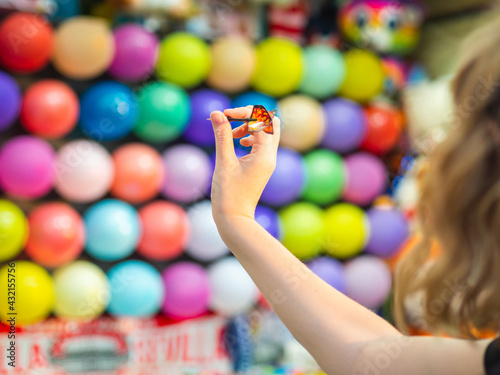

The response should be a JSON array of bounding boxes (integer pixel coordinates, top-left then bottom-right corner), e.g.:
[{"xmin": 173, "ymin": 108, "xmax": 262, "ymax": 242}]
[
  {"xmin": 0, "ymin": 71, "xmax": 22, "ymax": 131},
  {"xmin": 162, "ymin": 144, "xmax": 211, "ymax": 203},
  {"xmin": 261, "ymin": 148, "xmax": 305, "ymax": 206},
  {"xmin": 255, "ymin": 205, "xmax": 281, "ymax": 240},
  {"xmin": 108, "ymin": 24, "xmax": 159, "ymax": 82},
  {"xmin": 344, "ymin": 255, "xmax": 392, "ymax": 310},
  {"xmin": 307, "ymin": 256, "xmax": 346, "ymax": 293},
  {"xmin": 0, "ymin": 136, "xmax": 55, "ymax": 199},
  {"xmin": 366, "ymin": 207, "xmax": 409, "ymax": 258},
  {"xmin": 184, "ymin": 89, "xmax": 231, "ymax": 146},
  {"xmin": 343, "ymin": 152, "xmax": 386, "ymax": 206},
  {"xmin": 322, "ymin": 98, "xmax": 366, "ymax": 153},
  {"xmin": 162, "ymin": 262, "xmax": 211, "ymax": 319}
]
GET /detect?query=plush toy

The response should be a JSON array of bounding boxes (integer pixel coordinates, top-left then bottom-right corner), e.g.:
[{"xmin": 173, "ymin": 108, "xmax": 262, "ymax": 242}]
[{"xmin": 339, "ymin": 0, "xmax": 424, "ymax": 55}]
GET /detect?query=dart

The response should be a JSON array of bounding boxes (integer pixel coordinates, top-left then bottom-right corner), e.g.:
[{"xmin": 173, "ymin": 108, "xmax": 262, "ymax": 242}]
[
  {"xmin": 206, "ymin": 105, "xmax": 276, "ymax": 134},
  {"xmin": 206, "ymin": 117, "xmax": 258, "ymax": 122}
]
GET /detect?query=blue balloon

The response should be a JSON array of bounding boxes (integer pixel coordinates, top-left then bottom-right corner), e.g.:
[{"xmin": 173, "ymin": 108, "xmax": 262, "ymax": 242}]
[
  {"xmin": 84, "ymin": 199, "xmax": 141, "ymax": 261},
  {"xmin": 255, "ymin": 205, "xmax": 281, "ymax": 240},
  {"xmin": 79, "ymin": 81, "xmax": 139, "ymax": 142},
  {"xmin": 107, "ymin": 260, "xmax": 164, "ymax": 317},
  {"xmin": 0, "ymin": 71, "xmax": 21, "ymax": 132}
]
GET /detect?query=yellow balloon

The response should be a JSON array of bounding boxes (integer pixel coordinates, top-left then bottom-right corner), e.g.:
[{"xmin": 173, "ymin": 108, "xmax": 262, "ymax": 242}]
[
  {"xmin": 251, "ymin": 37, "xmax": 303, "ymax": 97},
  {"xmin": 323, "ymin": 203, "xmax": 367, "ymax": 259},
  {"xmin": 280, "ymin": 202, "xmax": 325, "ymax": 260},
  {"xmin": 54, "ymin": 261, "xmax": 110, "ymax": 321},
  {"xmin": 207, "ymin": 36, "xmax": 256, "ymax": 93},
  {"xmin": 52, "ymin": 16, "xmax": 115, "ymax": 80},
  {"xmin": 0, "ymin": 261, "xmax": 54, "ymax": 326},
  {"xmin": 0, "ymin": 200, "xmax": 28, "ymax": 262},
  {"xmin": 338, "ymin": 49, "xmax": 384, "ymax": 103},
  {"xmin": 278, "ymin": 95, "xmax": 325, "ymax": 152}
]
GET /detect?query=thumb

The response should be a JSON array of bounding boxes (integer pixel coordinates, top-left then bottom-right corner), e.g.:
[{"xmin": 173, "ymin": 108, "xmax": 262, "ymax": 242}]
[{"xmin": 211, "ymin": 110, "xmax": 236, "ymax": 165}]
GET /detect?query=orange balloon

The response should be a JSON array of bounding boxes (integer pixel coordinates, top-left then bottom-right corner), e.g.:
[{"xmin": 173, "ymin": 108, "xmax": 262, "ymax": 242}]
[
  {"xmin": 20, "ymin": 80, "xmax": 79, "ymax": 138},
  {"xmin": 26, "ymin": 202, "xmax": 85, "ymax": 268},
  {"xmin": 52, "ymin": 16, "xmax": 114, "ymax": 80},
  {"xmin": 137, "ymin": 201, "xmax": 190, "ymax": 260},
  {"xmin": 111, "ymin": 143, "xmax": 164, "ymax": 203}
]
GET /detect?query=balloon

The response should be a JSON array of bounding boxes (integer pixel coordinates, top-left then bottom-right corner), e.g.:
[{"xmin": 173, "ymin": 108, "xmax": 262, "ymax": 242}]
[
  {"xmin": 20, "ymin": 80, "xmax": 79, "ymax": 138},
  {"xmin": 183, "ymin": 89, "xmax": 230, "ymax": 147},
  {"xmin": 280, "ymin": 202, "xmax": 325, "ymax": 260},
  {"xmin": 0, "ymin": 13, "xmax": 53, "ymax": 73},
  {"xmin": 278, "ymin": 95, "xmax": 324, "ymax": 152},
  {"xmin": 298, "ymin": 45, "xmax": 345, "ymax": 99},
  {"xmin": 207, "ymin": 36, "xmax": 256, "ymax": 93},
  {"xmin": 251, "ymin": 37, "xmax": 303, "ymax": 97},
  {"xmin": 0, "ymin": 136, "xmax": 55, "ymax": 199},
  {"xmin": 0, "ymin": 71, "xmax": 21, "ymax": 131},
  {"xmin": 108, "ymin": 23, "xmax": 159, "ymax": 82},
  {"xmin": 339, "ymin": 49, "xmax": 384, "ymax": 103},
  {"xmin": 107, "ymin": 260, "xmax": 164, "ymax": 317},
  {"xmin": 255, "ymin": 205, "xmax": 281, "ymax": 240},
  {"xmin": 137, "ymin": 201, "xmax": 190, "ymax": 261},
  {"xmin": 344, "ymin": 256, "xmax": 392, "ymax": 309},
  {"xmin": 360, "ymin": 104, "xmax": 403, "ymax": 155},
  {"xmin": 111, "ymin": 143, "xmax": 163, "ymax": 203},
  {"xmin": 84, "ymin": 199, "xmax": 141, "ymax": 261},
  {"xmin": 161, "ymin": 144, "xmax": 211, "ymax": 202},
  {"xmin": 323, "ymin": 203, "xmax": 367, "ymax": 259},
  {"xmin": 382, "ymin": 57, "xmax": 406, "ymax": 95},
  {"xmin": 343, "ymin": 153, "xmax": 387, "ymax": 206},
  {"xmin": 0, "ymin": 261, "xmax": 54, "ymax": 326},
  {"xmin": 156, "ymin": 32, "xmax": 211, "ymax": 88},
  {"xmin": 307, "ymin": 257, "xmax": 346, "ymax": 293},
  {"xmin": 162, "ymin": 262, "xmax": 210, "ymax": 319},
  {"xmin": 52, "ymin": 16, "xmax": 114, "ymax": 80},
  {"xmin": 0, "ymin": 200, "xmax": 28, "ymax": 262},
  {"xmin": 55, "ymin": 140, "xmax": 114, "ymax": 203},
  {"xmin": 186, "ymin": 201, "xmax": 229, "ymax": 262},
  {"xmin": 321, "ymin": 98, "xmax": 366, "ymax": 153},
  {"xmin": 261, "ymin": 148, "xmax": 306, "ymax": 206},
  {"xmin": 366, "ymin": 207, "xmax": 409, "ymax": 258},
  {"xmin": 26, "ymin": 203, "xmax": 85, "ymax": 268},
  {"xmin": 79, "ymin": 81, "xmax": 139, "ymax": 142},
  {"xmin": 134, "ymin": 82, "xmax": 191, "ymax": 143},
  {"xmin": 208, "ymin": 257, "xmax": 258, "ymax": 316},
  {"xmin": 53, "ymin": 261, "xmax": 110, "ymax": 320},
  {"xmin": 302, "ymin": 149, "xmax": 345, "ymax": 205}
]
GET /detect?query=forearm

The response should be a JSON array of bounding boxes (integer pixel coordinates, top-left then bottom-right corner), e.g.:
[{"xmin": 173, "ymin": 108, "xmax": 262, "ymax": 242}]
[{"xmin": 216, "ymin": 215, "xmax": 401, "ymax": 373}]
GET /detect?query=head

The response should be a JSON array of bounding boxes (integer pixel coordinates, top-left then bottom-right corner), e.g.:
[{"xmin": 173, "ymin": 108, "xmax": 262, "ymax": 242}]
[
  {"xmin": 394, "ymin": 20, "xmax": 500, "ymax": 338},
  {"xmin": 339, "ymin": 0, "xmax": 424, "ymax": 55}
]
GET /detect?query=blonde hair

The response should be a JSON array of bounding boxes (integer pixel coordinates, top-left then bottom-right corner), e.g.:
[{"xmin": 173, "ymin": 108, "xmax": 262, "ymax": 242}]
[{"xmin": 394, "ymin": 20, "xmax": 500, "ymax": 338}]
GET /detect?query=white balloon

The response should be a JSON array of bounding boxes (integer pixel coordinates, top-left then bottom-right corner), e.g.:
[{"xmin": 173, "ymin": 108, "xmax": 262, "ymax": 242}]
[
  {"xmin": 208, "ymin": 257, "xmax": 259, "ymax": 316},
  {"xmin": 55, "ymin": 140, "xmax": 114, "ymax": 203},
  {"xmin": 186, "ymin": 200, "xmax": 229, "ymax": 261}
]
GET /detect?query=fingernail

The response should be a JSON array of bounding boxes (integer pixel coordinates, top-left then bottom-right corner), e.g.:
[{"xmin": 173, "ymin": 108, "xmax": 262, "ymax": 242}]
[{"xmin": 212, "ymin": 111, "xmax": 224, "ymax": 125}]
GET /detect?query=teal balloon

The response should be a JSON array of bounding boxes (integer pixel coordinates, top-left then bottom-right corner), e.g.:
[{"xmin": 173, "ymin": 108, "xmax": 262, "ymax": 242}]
[
  {"xmin": 298, "ymin": 45, "xmax": 346, "ymax": 99},
  {"xmin": 134, "ymin": 82, "xmax": 191, "ymax": 143},
  {"xmin": 302, "ymin": 149, "xmax": 345, "ymax": 205}
]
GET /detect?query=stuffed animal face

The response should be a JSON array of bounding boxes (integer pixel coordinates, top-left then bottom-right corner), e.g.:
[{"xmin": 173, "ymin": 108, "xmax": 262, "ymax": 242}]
[{"xmin": 339, "ymin": 0, "xmax": 424, "ymax": 55}]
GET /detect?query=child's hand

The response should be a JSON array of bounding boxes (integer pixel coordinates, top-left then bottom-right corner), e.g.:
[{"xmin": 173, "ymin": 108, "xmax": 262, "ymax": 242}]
[{"xmin": 210, "ymin": 106, "xmax": 281, "ymax": 223}]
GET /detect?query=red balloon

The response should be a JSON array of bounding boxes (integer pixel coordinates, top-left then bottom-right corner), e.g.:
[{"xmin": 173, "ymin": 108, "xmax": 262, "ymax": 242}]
[
  {"xmin": 20, "ymin": 80, "xmax": 79, "ymax": 138},
  {"xmin": 26, "ymin": 202, "xmax": 85, "ymax": 268},
  {"xmin": 0, "ymin": 13, "xmax": 53, "ymax": 73},
  {"xmin": 361, "ymin": 105, "xmax": 403, "ymax": 155},
  {"xmin": 137, "ymin": 201, "xmax": 190, "ymax": 261}
]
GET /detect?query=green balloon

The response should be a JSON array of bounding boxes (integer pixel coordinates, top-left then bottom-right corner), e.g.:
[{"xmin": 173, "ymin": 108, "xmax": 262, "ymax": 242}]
[
  {"xmin": 134, "ymin": 82, "xmax": 191, "ymax": 143},
  {"xmin": 303, "ymin": 149, "xmax": 345, "ymax": 205},
  {"xmin": 298, "ymin": 45, "xmax": 346, "ymax": 99}
]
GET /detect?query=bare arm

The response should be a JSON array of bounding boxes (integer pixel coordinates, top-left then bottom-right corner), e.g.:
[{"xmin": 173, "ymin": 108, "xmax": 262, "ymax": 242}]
[{"xmin": 209, "ymin": 108, "xmax": 489, "ymax": 375}]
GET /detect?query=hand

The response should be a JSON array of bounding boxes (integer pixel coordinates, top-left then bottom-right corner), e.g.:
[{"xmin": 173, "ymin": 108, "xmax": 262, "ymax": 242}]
[{"xmin": 210, "ymin": 106, "xmax": 281, "ymax": 223}]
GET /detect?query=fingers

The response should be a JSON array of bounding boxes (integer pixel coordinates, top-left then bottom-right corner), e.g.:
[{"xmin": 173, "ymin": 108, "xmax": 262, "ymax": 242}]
[
  {"xmin": 224, "ymin": 106, "xmax": 253, "ymax": 119},
  {"xmin": 210, "ymin": 110, "xmax": 236, "ymax": 166},
  {"xmin": 240, "ymin": 135, "xmax": 255, "ymax": 148},
  {"xmin": 232, "ymin": 123, "xmax": 249, "ymax": 139},
  {"xmin": 251, "ymin": 115, "xmax": 281, "ymax": 156}
]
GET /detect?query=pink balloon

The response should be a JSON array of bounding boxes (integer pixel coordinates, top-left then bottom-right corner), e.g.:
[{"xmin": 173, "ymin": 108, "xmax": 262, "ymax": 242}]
[
  {"xmin": 55, "ymin": 140, "xmax": 114, "ymax": 203},
  {"xmin": 343, "ymin": 152, "xmax": 386, "ymax": 206},
  {"xmin": 162, "ymin": 262, "xmax": 210, "ymax": 320},
  {"xmin": 0, "ymin": 135, "xmax": 55, "ymax": 199},
  {"xmin": 161, "ymin": 144, "xmax": 211, "ymax": 203}
]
